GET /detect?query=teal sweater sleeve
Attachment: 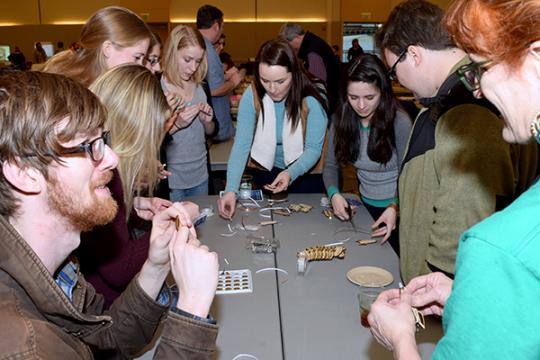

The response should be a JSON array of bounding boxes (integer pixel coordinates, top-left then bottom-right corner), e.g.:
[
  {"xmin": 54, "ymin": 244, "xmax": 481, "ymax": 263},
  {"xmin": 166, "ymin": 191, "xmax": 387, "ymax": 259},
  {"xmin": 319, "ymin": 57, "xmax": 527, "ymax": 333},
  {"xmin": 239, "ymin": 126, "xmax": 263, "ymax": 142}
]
[
  {"xmin": 225, "ymin": 87, "xmax": 257, "ymax": 193},
  {"xmin": 286, "ymin": 96, "xmax": 328, "ymax": 181},
  {"xmin": 225, "ymin": 88, "xmax": 328, "ymax": 192},
  {"xmin": 432, "ymin": 233, "xmax": 540, "ymax": 359}
]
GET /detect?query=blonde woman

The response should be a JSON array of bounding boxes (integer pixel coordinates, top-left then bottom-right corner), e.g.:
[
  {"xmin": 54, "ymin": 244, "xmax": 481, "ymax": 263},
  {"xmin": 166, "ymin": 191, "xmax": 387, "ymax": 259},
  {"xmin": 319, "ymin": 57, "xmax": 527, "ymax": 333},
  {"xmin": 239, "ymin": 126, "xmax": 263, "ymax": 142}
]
[
  {"xmin": 44, "ymin": 6, "xmax": 152, "ymax": 87},
  {"xmin": 78, "ymin": 64, "xmax": 183, "ymax": 307},
  {"xmin": 161, "ymin": 25, "xmax": 217, "ymax": 202}
]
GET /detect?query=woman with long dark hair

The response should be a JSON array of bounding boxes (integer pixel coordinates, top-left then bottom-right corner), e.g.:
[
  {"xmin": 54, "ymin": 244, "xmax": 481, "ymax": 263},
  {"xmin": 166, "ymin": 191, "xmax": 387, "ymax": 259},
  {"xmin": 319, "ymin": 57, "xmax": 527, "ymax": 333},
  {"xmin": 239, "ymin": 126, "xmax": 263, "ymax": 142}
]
[
  {"xmin": 218, "ymin": 38, "xmax": 328, "ymax": 219},
  {"xmin": 323, "ymin": 54, "xmax": 411, "ymax": 252}
]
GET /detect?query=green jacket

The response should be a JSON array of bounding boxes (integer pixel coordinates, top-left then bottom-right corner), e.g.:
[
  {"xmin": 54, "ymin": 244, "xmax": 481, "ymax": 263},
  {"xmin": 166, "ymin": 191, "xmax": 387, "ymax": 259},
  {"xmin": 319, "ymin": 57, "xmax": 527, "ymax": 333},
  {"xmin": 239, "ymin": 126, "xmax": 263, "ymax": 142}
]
[{"xmin": 398, "ymin": 63, "xmax": 537, "ymax": 283}]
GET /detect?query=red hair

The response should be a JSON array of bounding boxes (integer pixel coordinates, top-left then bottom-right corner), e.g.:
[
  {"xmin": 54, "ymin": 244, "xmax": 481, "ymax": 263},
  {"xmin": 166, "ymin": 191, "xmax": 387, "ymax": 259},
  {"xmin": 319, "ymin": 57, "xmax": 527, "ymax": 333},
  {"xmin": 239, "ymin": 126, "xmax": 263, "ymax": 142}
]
[{"xmin": 445, "ymin": 0, "xmax": 540, "ymax": 68}]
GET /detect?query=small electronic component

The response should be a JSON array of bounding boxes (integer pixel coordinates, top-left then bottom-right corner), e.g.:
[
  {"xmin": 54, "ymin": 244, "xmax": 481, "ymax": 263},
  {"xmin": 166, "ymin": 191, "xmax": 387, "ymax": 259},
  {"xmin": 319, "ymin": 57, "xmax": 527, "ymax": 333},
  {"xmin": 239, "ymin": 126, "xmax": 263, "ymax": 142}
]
[
  {"xmin": 247, "ymin": 236, "xmax": 280, "ymax": 254},
  {"xmin": 356, "ymin": 239, "xmax": 377, "ymax": 246},
  {"xmin": 216, "ymin": 269, "xmax": 253, "ymax": 294},
  {"xmin": 259, "ymin": 220, "xmax": 277, "ymax": 226},
  {"xmin": 322, "ymin": 209, "xmax": 333, "ymax": 219},
  {"xmin": 288, "ymin": 203, "xmax": 313, "ymax": 213}
]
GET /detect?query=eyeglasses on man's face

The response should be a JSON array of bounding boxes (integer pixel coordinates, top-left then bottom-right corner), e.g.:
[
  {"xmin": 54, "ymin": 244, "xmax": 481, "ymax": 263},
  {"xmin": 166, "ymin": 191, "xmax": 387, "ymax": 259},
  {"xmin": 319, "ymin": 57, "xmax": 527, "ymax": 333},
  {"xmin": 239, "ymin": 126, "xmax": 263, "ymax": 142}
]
[
  {"xmin": 457, "ymin": 60, "xmax": 494, "ymax": 92},
  {"xmin": 387, "ymin": 48, "xmax": 408, "ymax": 81},
  {"xmin": 60, "ymin": 131, "xmax": 111, "ymax": 162}
]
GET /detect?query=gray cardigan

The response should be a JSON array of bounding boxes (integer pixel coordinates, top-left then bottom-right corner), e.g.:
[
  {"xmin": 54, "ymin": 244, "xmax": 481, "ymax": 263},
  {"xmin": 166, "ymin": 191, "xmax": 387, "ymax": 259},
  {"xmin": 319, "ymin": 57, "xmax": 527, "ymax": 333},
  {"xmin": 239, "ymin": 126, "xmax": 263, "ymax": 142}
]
[{"xmin": 323, "ymin": 109, "xmax": 412, "ymax": 202}]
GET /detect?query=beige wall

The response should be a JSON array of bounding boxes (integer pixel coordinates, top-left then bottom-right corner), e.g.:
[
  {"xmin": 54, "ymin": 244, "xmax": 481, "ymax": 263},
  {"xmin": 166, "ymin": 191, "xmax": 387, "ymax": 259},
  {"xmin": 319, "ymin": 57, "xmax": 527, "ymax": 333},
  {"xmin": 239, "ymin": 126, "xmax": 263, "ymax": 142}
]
[{"xmin": 0, "ymin": 0, "xmax": 453, "ymax": 65}]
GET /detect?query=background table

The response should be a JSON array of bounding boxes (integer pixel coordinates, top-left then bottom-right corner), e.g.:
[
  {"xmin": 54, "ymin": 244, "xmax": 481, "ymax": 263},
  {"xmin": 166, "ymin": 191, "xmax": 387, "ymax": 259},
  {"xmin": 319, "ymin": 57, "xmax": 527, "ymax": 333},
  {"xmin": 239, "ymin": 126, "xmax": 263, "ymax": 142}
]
[{"xmin": 136, "ymin": 194, "xmax": 443, "ymax": 360}]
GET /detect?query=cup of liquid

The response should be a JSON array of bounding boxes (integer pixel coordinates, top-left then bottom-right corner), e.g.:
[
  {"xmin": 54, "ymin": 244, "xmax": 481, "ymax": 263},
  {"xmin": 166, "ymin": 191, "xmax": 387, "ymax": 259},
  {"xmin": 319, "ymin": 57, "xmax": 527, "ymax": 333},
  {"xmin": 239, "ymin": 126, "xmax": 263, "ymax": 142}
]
[{"xmin": 358, "ymin": 286, "xmax": 384, "ymax": 328}]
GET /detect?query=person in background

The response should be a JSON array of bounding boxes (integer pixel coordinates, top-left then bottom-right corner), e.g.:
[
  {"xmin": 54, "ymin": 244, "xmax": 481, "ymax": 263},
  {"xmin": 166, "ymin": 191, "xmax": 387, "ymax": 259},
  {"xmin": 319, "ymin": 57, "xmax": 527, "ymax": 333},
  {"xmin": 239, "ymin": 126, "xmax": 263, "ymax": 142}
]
[
  {"xmin": 55, "ymin": 41, "xmax": 65, "ymax": 54},
  {"xmin": 145, "ymin": 32, "xmax": 162, "ymax": 74},
  {"xmin": 332, "ymin": 44, "xmax": 341, "ymax": 67},
  {"xmin": 323, "ymin": 54, "xmax": 411, "ymax": 255},
  {"xmin": 347, "ymin": 38, "xmax": 364, "ymax": 62},
  {"xmin": 160, "ymin": 25, "xmax": 217, "ymax": 202},
  {"xmin": 44, "ymin": 6, "xmax": 152, "ymax": 87},
  {"xmin": 214, "ymin": 33, "xmax": 227, "ymax": 55},
  {"xmin": 69, "ymin": 41, "xmax": 82, "ymax": 53},
  {"xmin": 197, "ymin": 5, "xmax": 244, "ymax": 141},
  {"xmin": 78, "ymin": 64, "xmax": 174, "ymax": 307},
  {"xmin": 0, "ymin": 69, "xmax": 218, "ymax": 358},
  {"xmin": 33, "ymin": 42, "xmax": 47, "ymax": 64},
  {"xmin": 218, "ymin": 39, "xmax": 328, "ymax": 219},
  {"xmin": 369, "ymin": 1, "xmax": 540, "ymax": 358},
  {"xmin": 8, "ymin": 46, "xmax": 26, "ymax": 70},
  {"xmin": 279, "ymin": 22, "xmax": 339, "ymax": 112},
  {"xmin": 375, "ymin": 0, "xmax": 537, "ymax": 283}
]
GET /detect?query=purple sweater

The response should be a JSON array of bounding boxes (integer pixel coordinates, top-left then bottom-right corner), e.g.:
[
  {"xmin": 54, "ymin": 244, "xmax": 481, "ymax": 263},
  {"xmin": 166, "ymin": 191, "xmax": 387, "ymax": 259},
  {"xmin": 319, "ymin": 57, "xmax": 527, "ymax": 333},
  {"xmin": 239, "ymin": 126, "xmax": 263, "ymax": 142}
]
[{"xmin": 78, "ymin": 169, "xmax": 150, "ymax": 308}]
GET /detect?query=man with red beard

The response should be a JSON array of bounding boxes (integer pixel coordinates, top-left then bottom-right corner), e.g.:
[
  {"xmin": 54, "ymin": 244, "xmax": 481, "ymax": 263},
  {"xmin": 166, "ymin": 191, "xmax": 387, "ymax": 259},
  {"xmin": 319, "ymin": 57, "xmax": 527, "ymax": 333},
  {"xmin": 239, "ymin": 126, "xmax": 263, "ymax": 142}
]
[{"xmin": 0, "ymin": 70, "xmax": 220, "ymax": 358}]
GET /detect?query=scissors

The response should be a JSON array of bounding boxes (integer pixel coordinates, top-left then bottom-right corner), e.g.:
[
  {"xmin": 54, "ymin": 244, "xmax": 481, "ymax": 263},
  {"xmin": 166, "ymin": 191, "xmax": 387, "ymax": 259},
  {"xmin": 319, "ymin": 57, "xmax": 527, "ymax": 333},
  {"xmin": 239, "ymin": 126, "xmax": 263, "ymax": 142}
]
[{"xmin": 346, "ymin": 204, "xmax": 357, "ymax": 232}]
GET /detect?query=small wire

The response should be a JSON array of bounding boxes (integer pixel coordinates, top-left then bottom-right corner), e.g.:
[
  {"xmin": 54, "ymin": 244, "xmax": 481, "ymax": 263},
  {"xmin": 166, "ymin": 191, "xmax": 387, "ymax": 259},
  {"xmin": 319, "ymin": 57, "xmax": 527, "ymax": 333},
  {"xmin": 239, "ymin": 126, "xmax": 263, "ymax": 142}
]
[
  {"xmin": 232, "ymin": 354, "xmax": 258, "ymax": 360},
  {"xmin": 255, "ymin": 267, "xmax": 289, "ymax": 275}
]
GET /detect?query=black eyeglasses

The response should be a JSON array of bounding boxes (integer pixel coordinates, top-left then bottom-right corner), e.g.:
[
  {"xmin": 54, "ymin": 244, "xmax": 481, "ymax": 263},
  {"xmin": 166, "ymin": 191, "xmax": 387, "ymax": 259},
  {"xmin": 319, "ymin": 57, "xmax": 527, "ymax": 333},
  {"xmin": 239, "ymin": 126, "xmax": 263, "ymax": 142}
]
[
  {"xmin": 457, "ymin": 60, "xmax": 493, "ymax": 92},
  {"xmin": 387, "ymin": 48, "xmax": 408, "ymax": 81},
  {"xmin": 60, "ymin": 131, "xmax": 111, "ymax": 162}
]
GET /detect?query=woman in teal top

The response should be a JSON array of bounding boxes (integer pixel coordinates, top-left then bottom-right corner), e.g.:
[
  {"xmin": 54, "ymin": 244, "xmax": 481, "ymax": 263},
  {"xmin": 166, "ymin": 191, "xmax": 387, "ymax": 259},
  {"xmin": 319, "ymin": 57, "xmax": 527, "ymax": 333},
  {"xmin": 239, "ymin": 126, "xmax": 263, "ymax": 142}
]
[
  {"xmin": 218, "ymin": 39, "xmax": 328, "ymax": 219},
  {"xmin": 368, "ymin": 1, "xmax": 540, "ymax": 359}
]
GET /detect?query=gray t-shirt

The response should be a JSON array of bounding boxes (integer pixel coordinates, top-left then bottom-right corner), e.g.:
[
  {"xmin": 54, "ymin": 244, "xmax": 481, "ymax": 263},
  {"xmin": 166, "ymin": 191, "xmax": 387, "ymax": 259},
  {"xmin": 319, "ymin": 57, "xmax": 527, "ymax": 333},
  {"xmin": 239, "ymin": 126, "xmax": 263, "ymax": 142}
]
[
  {"xmin": 166, "ymin": 85, "xmax": 208, "ymax": 189},
  {"xmin": 323, "ymin": 109, "xmax": 412, "ymax": 200}
]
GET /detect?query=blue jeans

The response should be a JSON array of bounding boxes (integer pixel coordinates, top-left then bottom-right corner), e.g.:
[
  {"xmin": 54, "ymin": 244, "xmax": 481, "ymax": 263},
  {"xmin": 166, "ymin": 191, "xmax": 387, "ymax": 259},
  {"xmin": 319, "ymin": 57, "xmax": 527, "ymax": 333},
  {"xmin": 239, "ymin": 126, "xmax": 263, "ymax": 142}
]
[{"xmin": 169, "ymin": 179, "xmax": 208, "ymax": 202}]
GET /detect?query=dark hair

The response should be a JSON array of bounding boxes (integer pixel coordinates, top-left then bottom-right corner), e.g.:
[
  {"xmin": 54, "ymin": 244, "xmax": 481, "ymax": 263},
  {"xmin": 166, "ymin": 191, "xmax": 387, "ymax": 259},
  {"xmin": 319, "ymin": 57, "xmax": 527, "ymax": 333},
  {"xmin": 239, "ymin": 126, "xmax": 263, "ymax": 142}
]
[
  {"xmin": 334, "ymin": 54, "xmax": 398, "ymax": 165},
  {"xmin": 0, "ymin": 70, "xmax": 106, "ymax": 216},
  {"xmin": 220, "ymin": 52, "xmax": 234, "ymax": 69},
  {"xmin": 150, "ymin": 32, "xmax": 162, "ymax": 48},
  {"xmin": 196, "ymin": 5, "xmax": 223, "ymax": 30},
  {"xmin": 254, "ymin": 38, "xmax": 328, "ymax": 130},
  {"xmin": 376, "ymin": 0, "xmax": 454, "ymax": 56}
]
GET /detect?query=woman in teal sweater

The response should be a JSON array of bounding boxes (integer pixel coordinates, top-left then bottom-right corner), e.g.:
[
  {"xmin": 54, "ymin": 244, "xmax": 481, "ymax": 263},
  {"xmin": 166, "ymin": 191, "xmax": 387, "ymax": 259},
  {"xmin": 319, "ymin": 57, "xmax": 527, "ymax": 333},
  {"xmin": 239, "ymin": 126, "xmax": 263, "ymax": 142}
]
[
  {"xmin": 368, "ymin": 1, "xmax": 540, "ymax": 358},
  {"xmin": 218, "ymin": 39, "xmax": 328, "ymax": 219}
]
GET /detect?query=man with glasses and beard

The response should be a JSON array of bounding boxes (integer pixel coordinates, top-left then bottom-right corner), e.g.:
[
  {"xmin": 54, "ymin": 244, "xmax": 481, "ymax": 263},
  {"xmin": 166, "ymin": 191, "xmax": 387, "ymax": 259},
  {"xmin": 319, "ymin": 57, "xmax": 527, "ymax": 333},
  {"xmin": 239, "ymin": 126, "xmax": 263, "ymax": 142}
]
[
  {"xmin": 0, "ymin": 70, "xmax": 219, "ymax": 358},
  {"xmin": 375, "ymin": 0, "xmax": 537, "ymax": 283}
]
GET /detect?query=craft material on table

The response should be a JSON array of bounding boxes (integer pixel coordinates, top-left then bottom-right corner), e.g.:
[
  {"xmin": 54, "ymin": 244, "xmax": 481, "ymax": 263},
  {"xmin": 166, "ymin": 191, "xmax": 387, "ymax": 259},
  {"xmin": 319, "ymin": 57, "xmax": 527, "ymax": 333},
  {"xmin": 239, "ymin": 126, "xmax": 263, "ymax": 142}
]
[
  {"xmin": 297, "ymin": 245, "xmax": 346, "ymax": 274},
  {"xmin": 288, "ymin": 203, "xmax": 313, "ymax": 213},
  {"xmin": 322, "ymin": 209, "xmax": 334, "ymax": 219},
  {"xmin": 356, "ymin": 239, "xmax": 377, "ymax": 246},
  {"xmin": 346, "ymin": 266, "xmax": 394, "ymax": 287},
  {"xmin": 217, "ymin": 269, "xmax": 253, "ymax": 294}
]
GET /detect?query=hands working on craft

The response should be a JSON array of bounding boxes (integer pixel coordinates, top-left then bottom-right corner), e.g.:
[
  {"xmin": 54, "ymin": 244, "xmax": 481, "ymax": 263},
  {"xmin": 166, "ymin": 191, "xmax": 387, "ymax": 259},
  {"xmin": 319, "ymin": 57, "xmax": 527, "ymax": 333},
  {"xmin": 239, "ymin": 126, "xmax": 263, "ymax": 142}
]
[
  {"xmin": 218, "ymin": 170, "xmax": 291, "ymax": 219},
  {"xmin": 133, "ymin": 196, "xmax": 172, "ymax": 220},
  {"xmin": 140, "ymin": 201, "xmax": 219, "ymax": 318},
  {"xmin": 163, "ymin": 91, "xmax": 214, "ymax": 131},
  {"xmin": 263, "ymin": 170, "xmax": 291, "ymax": 194},
  {"xmin": 368, "ymin": 272, "xmax": 453, "ymax": 353},
  {"xmin": 330, "ymin": 194, "xmax": 397, "ymax": 243}
]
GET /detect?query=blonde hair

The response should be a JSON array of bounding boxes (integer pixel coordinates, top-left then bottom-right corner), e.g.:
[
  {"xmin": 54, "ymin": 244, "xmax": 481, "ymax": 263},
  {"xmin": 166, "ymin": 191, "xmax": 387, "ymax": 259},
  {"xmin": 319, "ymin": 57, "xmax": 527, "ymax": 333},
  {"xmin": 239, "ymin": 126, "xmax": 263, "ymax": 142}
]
[
  {"xmin": 89, "ymin": 64, "xmax": 169, "ymax": 217},
  {"xmin": 162, "ymin": 25, "xmax": 208, "ymax": 86},
  {"xmin": 44, "ymin": 6, "xmax": 152, "ymax": 87}
]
